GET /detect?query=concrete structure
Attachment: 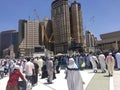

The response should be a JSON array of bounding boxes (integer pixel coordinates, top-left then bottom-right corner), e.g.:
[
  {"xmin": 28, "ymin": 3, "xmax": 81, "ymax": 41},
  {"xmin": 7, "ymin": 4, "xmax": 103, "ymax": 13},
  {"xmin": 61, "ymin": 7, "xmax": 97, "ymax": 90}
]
[
  {"xmin": 85, "ymin": 31, "xmax": 91, "ymax": 47},
  {"xmin": 51, "ymin": 0, "xmax": 71, "ymax": 54},
  {"xmin": 43, "ymin": 18, "xmax": 54, "ymax": 51},
  {"xmin": 97, "ymin": 30, "xmax": 120, "ymax": 51},
  {"xmin": 51, "ymin": 0, "xmax": 84, "ymax": 54},
  {"xmin": 0, "ymin": 30, "xmax": 17, "ymax": 58},
  {"xmin": 18, "ymin": 20, "xmax": 40, "ymax": 57},
  {"xmin": 18, "ymin": 19, "xmax": 54, "ymax": 57},
  {"xmin": 70, "ymin": 1, "xmax": 84, "ymax": 46},
  {"xmin": 85, "ymin": 30, "xmax": 97, "ymax": 52}
]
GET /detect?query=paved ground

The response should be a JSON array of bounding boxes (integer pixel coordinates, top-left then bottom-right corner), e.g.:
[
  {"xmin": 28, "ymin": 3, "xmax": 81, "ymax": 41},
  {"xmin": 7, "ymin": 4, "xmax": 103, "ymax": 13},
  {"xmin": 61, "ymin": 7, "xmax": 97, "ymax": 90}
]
[
  {"xmin": 86, "ymin": 71, "xmax": 109, "ymax": 90},
  {"xmin": 113, "ymin": 70, "xmax": 120, "ymax": 90},
  {"xmin": 32, "ymin": 70, "xmax": 95, "ymax": 90},
  {"xmin": 0, "ymin": 69, "xmax": 120, "ymax": 90}
]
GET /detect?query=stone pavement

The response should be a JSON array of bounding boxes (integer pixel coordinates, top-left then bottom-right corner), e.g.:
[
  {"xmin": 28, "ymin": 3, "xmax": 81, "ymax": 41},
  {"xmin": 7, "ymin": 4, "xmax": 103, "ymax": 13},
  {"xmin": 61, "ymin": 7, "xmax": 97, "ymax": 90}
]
[
  {"xmin": 86, "ymin": 71, "xmax": 109, "ymax": 90},
  {"xmin": 32, "ymin": 69, "xmax": 95, "ymax": 90},
  {"xmin": 0, "ymin": 69, "xmax": 120, "ymax": 90},
  {"xmin": 31, "ymin": 69, "xmax": 120, "ymax": 90},
  {"xmin": 113, "ymin": 70, "xmax": 120, "ymax": 90}
]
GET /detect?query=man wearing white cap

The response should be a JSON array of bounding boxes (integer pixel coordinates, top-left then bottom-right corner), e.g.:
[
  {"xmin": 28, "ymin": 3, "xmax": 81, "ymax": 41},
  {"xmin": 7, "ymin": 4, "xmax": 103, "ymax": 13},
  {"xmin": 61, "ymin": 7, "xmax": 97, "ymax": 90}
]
[{"xmin": 98, "ymin": 52, "xmax": 106, "ymax": 73}]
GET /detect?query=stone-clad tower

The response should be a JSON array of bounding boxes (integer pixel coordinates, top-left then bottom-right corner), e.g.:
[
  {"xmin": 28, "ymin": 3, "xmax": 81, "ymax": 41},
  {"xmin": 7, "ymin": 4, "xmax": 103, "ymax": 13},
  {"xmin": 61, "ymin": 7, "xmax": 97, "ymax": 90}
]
[
  {"xmin": 70, "ymin": 1, "xmax": 84, "ymax": 46},
  {"xmin": 51, "ymin": 0, "xmax": 84, "ymax": 53},
  {"xmin": 51, "ymin": 0, "xmax": 71, "ymax": 53}
]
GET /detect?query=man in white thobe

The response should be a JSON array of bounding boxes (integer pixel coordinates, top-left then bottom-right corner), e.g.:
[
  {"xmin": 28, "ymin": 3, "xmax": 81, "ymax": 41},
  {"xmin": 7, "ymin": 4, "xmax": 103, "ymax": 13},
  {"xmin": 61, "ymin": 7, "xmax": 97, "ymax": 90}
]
[
  {"xmin": 89, "ymin": 53, "xmax": 99, "ymax": 73},
  {"xmin": 46, "ymin": 57, "xmax": 53, "ymax": 84},
  {"xmin": 115, "ymin": 51, "xmax": 120, "ymax": 70},
  {"xmin": 37, "ymin": 57, "xmax": 43, "ymax": 76},
  {"xmin": 98, "ymin": 52, "xmax": 106, "ymax": 73}
]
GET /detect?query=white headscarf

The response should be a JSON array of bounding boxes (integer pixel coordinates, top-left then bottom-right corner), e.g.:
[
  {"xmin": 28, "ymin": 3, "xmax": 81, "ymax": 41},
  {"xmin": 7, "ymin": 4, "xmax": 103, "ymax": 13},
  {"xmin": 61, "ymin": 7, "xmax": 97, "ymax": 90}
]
[
  {"xmin": 68, "ymin": 58, "xmax": 78, "ymax": 68},
  {"xmin": 14, "ymin": 65, "xmax": 20, "ymax": 70},
  {"xmin": 66, "ymin": 58, "xmax": 84, "ymax": 90}
]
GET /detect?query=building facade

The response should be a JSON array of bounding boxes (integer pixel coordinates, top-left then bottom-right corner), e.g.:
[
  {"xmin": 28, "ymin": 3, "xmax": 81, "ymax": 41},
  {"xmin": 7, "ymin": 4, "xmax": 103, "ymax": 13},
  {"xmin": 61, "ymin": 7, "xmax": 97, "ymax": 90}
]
[
  {"xmin": 70, "ymin": 1, "xmax": 84, "ymax": 46},
  {"xmin": 85, "ymin": 30, "xmax": 97, "ymax": 52},
  {"xmin": 0, "ymin": 32, "xmax": 1, "ymax": 57},
  {"xmin": 51, "ymin": 0, "xmax": 84, "ymax": 54},
  {"xmin": 18, "ymin": 20, "xmax": 40, "ymax": 57},
  {"xmin": 97, "ymin": 30, "xmax": 120, "ymax": 51},
  {"xmin": 51, "ymin": 0, "xmax": 71, "ymax": 54},
  {"xmin": 43, "ymin": 18, "xmax": 54, "ymax": 51},
  {"xmin": 0, "ymin": 30, "xmax": 17, "ymax": 58}
]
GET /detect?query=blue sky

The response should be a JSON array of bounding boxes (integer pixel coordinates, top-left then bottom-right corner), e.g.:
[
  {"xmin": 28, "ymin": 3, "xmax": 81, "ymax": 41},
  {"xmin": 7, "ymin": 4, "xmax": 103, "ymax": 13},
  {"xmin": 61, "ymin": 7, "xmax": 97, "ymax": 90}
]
[{"xmin": 0, "ymin": 0, "xmax": 120, "ymax": 40}]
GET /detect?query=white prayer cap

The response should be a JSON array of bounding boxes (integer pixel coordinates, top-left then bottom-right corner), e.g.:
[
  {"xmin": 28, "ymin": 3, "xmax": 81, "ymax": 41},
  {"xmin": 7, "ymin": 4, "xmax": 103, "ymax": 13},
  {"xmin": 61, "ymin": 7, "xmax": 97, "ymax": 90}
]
[
  {"xmin": 50, "ymin": 56, "xmax": 54, "ymax": 60},
  {"xmin": 109, "ymin": 52, "xmax": 112, "ymax": 55},
  {"xmin": 23, "ymin": 59, "xmax": 27, "ymax": 62},
  {"xmin": 33, "ymin": 58, "xmax": 37, "ymax": 63}
]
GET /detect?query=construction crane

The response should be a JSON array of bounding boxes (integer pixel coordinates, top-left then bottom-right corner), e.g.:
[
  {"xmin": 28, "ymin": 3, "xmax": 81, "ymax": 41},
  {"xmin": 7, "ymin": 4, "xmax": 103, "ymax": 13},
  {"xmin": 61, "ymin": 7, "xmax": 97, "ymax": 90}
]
[
  {"xmin": 84, "ymin": 16, "xmax": 95, "ymax": 31},
  {"xmin": 33, "ymin": 9, "xmax": 54, "ymax": 46},
  {"xmin": 34, "ymin": 9, "xmax": 48, "ymax": 45},
  {"xmin": 68, "ymin": 0, "xmax": 76, "ymax": 5},
  {"xmin": 34, "ymin": 9, "xmax": 40, "ymax": 22}
]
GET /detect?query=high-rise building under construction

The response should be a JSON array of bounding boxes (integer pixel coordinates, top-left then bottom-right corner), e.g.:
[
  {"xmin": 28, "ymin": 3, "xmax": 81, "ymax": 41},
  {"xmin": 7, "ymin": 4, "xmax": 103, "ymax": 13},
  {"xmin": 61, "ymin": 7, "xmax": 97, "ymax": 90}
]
[
  {"xmin": 51, "ymin": 0, "xmax": 84, "ymax": 54},
  {"xmin": 18, "ymin": 20, "xmax": 40, "ymax": 57}
]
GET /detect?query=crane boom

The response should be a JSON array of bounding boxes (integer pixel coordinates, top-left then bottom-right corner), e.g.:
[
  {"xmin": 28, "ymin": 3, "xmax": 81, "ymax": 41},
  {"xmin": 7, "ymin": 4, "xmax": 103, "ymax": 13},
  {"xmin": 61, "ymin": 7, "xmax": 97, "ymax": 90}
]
[
  {"xmin": 33, "ymin": 9, "xmax": 54, "ymax": 44},
  {"xmin": 34, "ymin": 9, "xmax": 40, "ymax": 22}
]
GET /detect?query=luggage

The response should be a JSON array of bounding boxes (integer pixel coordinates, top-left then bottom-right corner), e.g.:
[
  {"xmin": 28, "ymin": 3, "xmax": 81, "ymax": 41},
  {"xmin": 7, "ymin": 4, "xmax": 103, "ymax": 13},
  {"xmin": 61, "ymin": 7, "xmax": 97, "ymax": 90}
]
[
  {"xmin": 0, "ymin": 71, "xmax": 4, "ymax": 78},
  {"xmin": 26, "ymin": 81, "xmax": 32, "ymax": 90},
  {"xmin": 18, "ymin": 81, "xmax": 26, "ymax": 90},
  {"xmin": 18, "ymin": 81, "xmax": 32, "ymax": 90},
  {"xmin": 4, "ymin": 68, "xmax": 8, "ymax": 75}
]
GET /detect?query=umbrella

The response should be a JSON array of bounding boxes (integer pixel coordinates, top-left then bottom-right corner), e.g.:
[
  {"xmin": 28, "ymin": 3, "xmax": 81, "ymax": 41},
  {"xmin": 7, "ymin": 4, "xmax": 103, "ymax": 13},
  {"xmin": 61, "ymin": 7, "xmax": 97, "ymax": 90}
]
[{"xmin": 55, "ymin": 53, "xmax": 64, "ymax": 57}]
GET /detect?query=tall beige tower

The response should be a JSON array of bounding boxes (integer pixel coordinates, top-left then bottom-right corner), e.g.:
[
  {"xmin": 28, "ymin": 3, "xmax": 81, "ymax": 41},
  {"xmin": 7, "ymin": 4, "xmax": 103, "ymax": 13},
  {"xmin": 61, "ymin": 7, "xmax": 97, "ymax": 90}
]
[
  {"xmin": 51, "ymin": 0, "xmax": 71, "ymax": 53},
  {"xmin": 51, "ymin": 0, "xmax": 84, "ymax": 53},
  {"xmin": 85, "ymin": 30, "xmax": 92, "ymax": 47},
  {"xmin": 85, "ymin": 30, "xmax": 97, "ymax": 52},
  {"xmin": 18, "ymin": 20, "xmax": 40, "ymax": 57},
  {"xmin": 70, "ymin": 1, "xmax": 84, "ymax": 46}
]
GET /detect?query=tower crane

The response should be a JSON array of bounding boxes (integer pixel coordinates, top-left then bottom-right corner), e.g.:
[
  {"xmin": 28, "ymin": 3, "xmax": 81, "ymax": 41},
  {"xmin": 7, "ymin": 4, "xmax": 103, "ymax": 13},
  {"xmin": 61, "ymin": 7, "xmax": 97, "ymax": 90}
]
[
  {"xmin": 68, "ymin": 0, "xmax": 76, "ymax": 5},
  {"xmin": 33, "ymin": 9, "xmax": 54, "ymax": 45},
  {"xmin": 34, "ymin": 9, "xmax": 40, "ymax": 22}
]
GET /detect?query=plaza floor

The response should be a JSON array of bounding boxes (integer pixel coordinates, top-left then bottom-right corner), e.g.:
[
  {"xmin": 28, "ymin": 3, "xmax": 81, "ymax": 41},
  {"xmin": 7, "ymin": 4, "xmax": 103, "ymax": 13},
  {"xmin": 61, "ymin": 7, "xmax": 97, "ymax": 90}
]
[{"xmin": 0, "ymin": 69, "xmax": 120, "ymax": 90}]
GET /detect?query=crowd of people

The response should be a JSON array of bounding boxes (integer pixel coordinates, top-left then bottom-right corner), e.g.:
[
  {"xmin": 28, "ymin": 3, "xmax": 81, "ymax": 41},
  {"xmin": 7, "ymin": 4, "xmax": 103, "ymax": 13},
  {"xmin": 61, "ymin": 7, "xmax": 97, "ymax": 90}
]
[
  {"xmin": 0, "ymin": 56, "xmax": 61, "ymax": 90},
  {"xmin": 0, "ymin": 49, "xmax": 120, "ymax": 90}
]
